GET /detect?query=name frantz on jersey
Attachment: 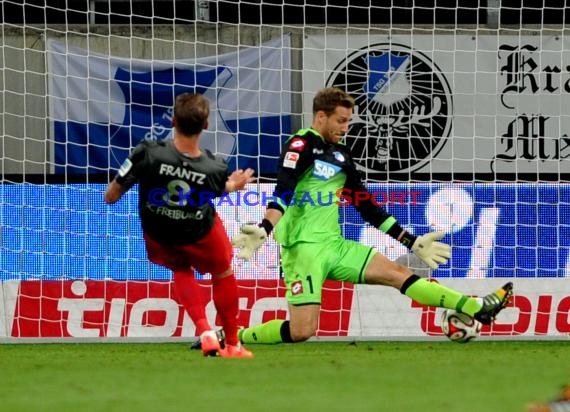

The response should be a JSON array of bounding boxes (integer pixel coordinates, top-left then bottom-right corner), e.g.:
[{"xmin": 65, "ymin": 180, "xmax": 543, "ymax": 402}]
[{"xmin": 159, "ymin": 163, "xmax": 206, "ymax": 184}]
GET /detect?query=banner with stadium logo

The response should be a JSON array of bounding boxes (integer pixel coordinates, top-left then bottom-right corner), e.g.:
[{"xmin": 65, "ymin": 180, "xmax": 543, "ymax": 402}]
[
  {"xmin": 2, "ymin": 182, "xmax": 569, "ymax": 281},
  {"xmin": 304, "ymin": 34, "xmax": 570, "ymax": 178},
  {"xmin": 47, "ymin": 36, "xmax": 291, "ymax": 175}
]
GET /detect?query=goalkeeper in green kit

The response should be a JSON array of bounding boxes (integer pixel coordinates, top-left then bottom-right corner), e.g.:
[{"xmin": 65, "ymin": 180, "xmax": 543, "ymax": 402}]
[{"xmin": 230, "ymin": 87, "xmax": 513, "ymax": 344}]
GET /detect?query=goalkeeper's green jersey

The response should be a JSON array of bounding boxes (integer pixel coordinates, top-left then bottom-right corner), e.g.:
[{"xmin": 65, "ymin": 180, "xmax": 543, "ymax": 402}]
[{"xmin": 269, "ymin": 128, "xmax": 400, "ymax": 248}]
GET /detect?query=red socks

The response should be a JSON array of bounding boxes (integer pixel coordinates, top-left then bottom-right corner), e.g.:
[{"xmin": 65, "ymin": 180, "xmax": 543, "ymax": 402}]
[
  {"xmin": 212, "ymin": 272, "xmax": 240, "ymax": 346},
  {"xmin": 173, "ymin": 269, "xmax": 240, "ymax": 345},
  {"xmin": 173, "ymin": 270, "xmax": 211, "ymax": 336}
]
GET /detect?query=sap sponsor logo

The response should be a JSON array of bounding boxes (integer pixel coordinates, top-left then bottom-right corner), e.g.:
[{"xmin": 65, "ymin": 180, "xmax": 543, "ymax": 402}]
[
  {"xmin": 313, "ymin": 160, "xmax": 341, "ymax": 180},
  {"xmin": 291, "ymin": 280, "xmax": 304, "ymax": 296},
  {"xmin": 289, "ymin": 138, "xmax": 306, "ymax": 151},
  {"xmin": 283, "ymin": 151, "xmax": 300, "ymax": 168}
]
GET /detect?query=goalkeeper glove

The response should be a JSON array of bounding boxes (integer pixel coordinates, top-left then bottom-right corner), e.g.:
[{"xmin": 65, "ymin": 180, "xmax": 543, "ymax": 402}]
[
  {"xmin": 231, "ymin": 219, "xmax": 273, "ymax": 261},
  {"xmin": 406, "ymin": 231, "xmax": 451, "ymax": 270}
]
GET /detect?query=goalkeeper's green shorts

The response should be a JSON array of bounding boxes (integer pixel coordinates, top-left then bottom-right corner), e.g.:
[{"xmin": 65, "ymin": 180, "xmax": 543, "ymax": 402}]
[{"xmin": 280, "ymin": 237, "xmax": 376, "ymax": 306}]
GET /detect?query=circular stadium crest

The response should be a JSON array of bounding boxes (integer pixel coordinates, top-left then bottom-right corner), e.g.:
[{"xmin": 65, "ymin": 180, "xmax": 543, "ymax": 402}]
[{"xmin": 326, "ymin": 43, "xmax": 453, "ymax": 176}]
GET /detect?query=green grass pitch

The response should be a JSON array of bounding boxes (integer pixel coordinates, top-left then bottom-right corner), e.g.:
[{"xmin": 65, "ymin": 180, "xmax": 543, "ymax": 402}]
[{"xmin": 1, "ymin": 341, "xmax": 568, "ymax": 412}]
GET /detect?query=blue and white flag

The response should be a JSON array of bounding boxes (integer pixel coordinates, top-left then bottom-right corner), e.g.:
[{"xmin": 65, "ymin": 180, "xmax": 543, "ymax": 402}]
[{"xmin": 47, "ymin": 36, "xmax": 292, "ymax": 175}]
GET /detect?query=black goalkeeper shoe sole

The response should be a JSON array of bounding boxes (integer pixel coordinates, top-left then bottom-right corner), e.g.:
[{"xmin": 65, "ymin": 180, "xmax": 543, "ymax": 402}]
[{"xmin": 474, "ymin": 282, "xmax": 514, "ymax": 325}]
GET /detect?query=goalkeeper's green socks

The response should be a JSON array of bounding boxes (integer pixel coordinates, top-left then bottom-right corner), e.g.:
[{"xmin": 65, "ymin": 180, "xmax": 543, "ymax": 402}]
[
  {"xmin": 400, "ymin": 275, "xmax": 482, "ymax": 316},
  {"xmin": 240, "ymin": 276, "xmax": 486, "ymax": 344},
  {"xmin": 239, "ymin": 319, "xmax": 294, "ymax": 344}
]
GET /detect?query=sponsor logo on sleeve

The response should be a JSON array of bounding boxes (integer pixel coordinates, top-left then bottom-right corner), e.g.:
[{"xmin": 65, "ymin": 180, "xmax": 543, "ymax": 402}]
[
  {"xmin": 118, "ymin": 158, "xmax": 133, "ymax": 177},
  {"xmin": 289, "ymin": 138, "xmax": 306, "ymax": 151},
  {"xmin": 283, "ymin": 151, "xmax": 300, "ymax": 168}
]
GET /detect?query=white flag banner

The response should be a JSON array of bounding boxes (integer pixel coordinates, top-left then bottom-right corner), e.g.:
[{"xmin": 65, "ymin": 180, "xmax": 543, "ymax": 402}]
[{"xmin": 48, "ymin": 36, "xmax": 292, "ymax": 175}]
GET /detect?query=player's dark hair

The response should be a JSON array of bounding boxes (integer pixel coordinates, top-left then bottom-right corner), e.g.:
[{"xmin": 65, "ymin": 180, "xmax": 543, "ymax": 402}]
[
  {"xmin": 312, "ymin": 87, "xmax": 355, "ymax": 116},
  {"xmin": 173, "ymin": 93, "xmax": 210, "ymax": 136}
]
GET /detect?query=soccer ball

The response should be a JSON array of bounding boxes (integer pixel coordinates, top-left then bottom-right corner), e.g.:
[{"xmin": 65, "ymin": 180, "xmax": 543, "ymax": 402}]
[{"xmin": 440, "ymin": 309, "xmax": 482, "ymax": 343}]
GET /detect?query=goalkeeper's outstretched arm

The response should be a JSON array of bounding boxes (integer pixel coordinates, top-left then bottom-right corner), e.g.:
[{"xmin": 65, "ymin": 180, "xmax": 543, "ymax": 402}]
[{"xmin": 345, "ymin": 168, "xmax": 451, "ymax": 270}]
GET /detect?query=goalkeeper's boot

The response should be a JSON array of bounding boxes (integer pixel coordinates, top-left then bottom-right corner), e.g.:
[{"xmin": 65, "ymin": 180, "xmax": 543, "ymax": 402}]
[
  {"xmin": 474, "ymin": 282, "xmax": 514, "ymax": 325},
  {"xmin": 219, "ymin": 343, "xmax": 254, "ymax": 358},
  {"xmin": 199, "ymin": 330, "xmax": 224, "ymax": 357},
  {"xmin": 190, "ymin": 329, "xmax": 225, "ymax": 353}
]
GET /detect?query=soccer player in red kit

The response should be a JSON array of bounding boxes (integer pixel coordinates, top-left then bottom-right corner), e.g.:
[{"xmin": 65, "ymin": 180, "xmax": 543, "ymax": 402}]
[{"xmin": 105, "ymin": 92, "xmax": 254, "ymax": 358}]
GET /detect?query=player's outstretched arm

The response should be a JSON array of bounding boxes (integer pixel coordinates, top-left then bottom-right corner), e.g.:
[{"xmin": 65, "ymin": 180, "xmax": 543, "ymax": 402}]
[
  {"xmin": 225, "ymin": 168, "xmax": 255, "ymax": 193},
  {"xmin": 344, "ymin": 167, "xmax": 451, "ymax": 270},
  {"xmin": 105, "ymin": 142, "xmax": 146, "ymax": 204},
  {"xmin": 104, "ymin": 180, "xmax": 127, "ymax": 204}
]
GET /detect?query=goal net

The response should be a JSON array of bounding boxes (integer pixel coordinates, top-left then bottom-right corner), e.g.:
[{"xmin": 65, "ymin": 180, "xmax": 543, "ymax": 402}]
[{"xmin": 1, "ymin": 1, "xmax": 569, "ymax": 341}]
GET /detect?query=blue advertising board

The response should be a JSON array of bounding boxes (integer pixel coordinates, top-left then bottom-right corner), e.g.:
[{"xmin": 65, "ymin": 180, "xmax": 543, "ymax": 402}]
[{"xmin": 1, "ymin": 183, "xmax": 569, "ymax": 280}]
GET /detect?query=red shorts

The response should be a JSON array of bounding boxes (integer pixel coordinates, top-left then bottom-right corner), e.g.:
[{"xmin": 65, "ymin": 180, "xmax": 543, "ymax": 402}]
[{"xmin": 144, "ymin": 214, "xmax": 233, "ymax": 275}]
